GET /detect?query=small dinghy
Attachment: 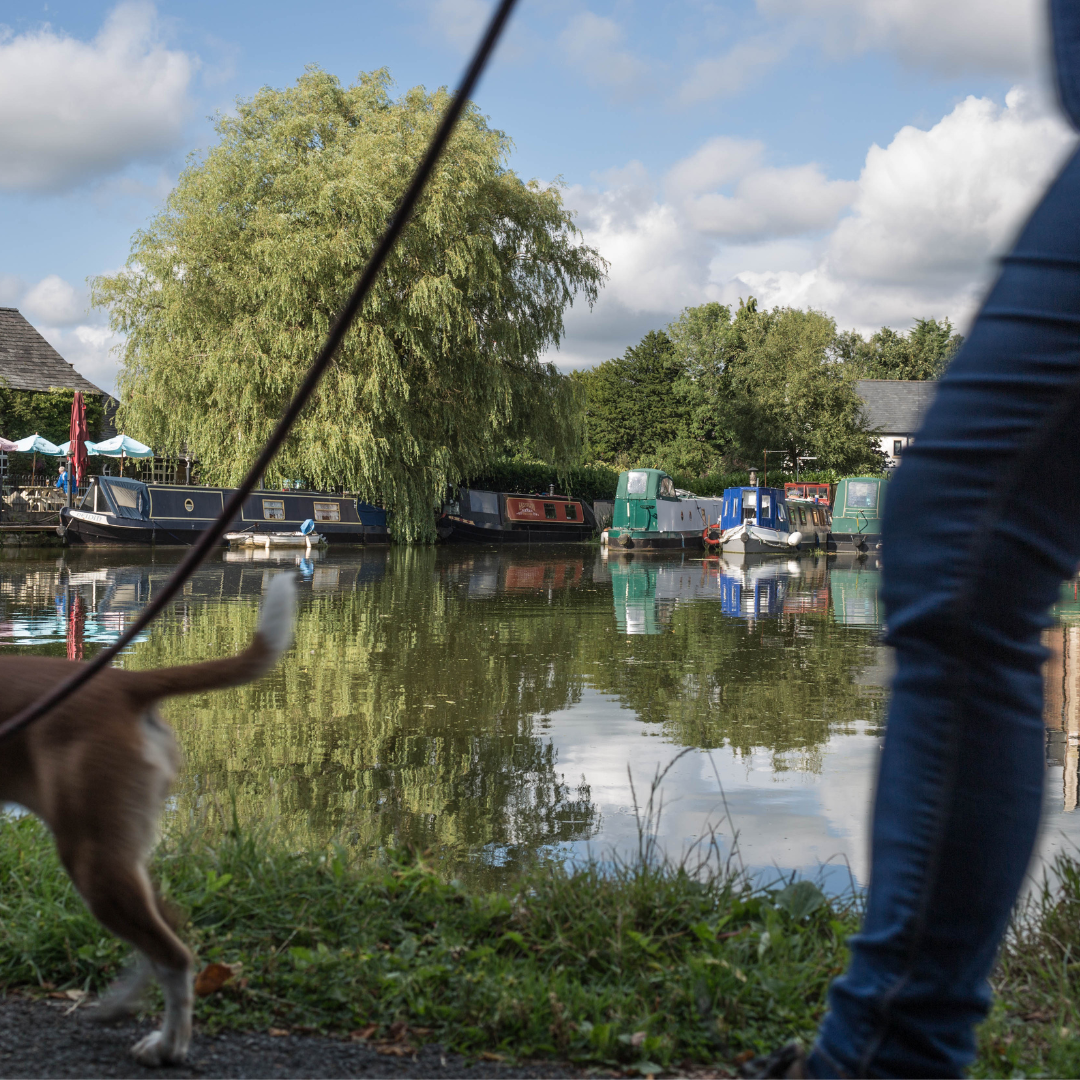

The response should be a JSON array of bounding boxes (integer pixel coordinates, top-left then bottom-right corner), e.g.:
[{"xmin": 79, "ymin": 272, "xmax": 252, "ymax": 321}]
[{"xmin": 225, "ymin": 518, "xmax": 325, "ymax": 551}]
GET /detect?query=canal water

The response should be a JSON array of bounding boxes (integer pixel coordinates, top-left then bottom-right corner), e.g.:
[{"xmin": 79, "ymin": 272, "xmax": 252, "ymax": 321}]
[{"xmin": 3, "ymin": 545, "xmax": 1079, "ymax": 893}]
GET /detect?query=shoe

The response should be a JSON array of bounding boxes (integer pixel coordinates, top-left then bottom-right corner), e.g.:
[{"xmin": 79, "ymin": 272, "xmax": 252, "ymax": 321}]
[{"xmin": 739, "ymin": 1042, "xmax": 807, "ymax": 1079}]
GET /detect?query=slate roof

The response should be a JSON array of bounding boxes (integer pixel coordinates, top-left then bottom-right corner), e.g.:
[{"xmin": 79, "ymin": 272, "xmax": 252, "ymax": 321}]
[
  {"xmin": 0, "ymin": 307, "xmax": 108, "ymax": 395},
  {"xmin": 856, "ymin": 379, "xmax": 938, "ymax": 434}
]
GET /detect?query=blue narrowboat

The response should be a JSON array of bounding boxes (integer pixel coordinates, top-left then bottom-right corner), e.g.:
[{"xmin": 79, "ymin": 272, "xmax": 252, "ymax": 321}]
[
  {"xmin": 701, "ymin": 486, "xmax": 802, "ymax": 554},
  {"xmin": 59, "ymin": 476, "xmax": 389, "ymax": 545}
]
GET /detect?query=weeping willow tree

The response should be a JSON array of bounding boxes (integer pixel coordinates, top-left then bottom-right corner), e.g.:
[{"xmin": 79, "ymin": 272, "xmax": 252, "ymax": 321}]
[{"xmin": 91, "ymin": 68, "xmax": 606, "ymax": 539}]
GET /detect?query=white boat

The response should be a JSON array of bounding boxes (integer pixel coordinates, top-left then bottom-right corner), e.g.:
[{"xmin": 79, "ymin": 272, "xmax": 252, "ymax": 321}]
[
  {"xmin": 224, "ymin": 530, "xmax": 326, "ymax": 551},
  {"xmin": 715, "ymin": 521, "xmax": 802, "ymax": 554}
]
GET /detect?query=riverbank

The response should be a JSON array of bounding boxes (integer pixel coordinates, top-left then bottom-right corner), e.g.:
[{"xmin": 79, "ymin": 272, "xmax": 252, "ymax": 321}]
[{"xmin": 0, "ymin": 816, "xmax": 1076, "ymax": 1077}]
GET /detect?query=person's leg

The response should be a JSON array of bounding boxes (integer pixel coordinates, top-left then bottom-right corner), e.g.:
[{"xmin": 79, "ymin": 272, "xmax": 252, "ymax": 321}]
[{"xmin": 809, "ymin": 135, "xmax": 1080, "ymax": 1080}]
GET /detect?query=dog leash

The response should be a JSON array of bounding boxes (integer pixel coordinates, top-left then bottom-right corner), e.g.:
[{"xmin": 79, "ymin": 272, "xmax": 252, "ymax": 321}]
[{"xmin": 0, "ymin": 0, "xmax": 519, "ymax": 745}]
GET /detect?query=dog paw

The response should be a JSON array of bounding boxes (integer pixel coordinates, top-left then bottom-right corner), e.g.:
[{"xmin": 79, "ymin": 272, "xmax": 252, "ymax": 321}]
[{"xmin": 130, "ymin": 1031, "xmax": 188, "ymax": 1066}]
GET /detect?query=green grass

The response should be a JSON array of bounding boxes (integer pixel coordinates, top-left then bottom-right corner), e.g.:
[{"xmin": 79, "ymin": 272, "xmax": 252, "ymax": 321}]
[
  {"xmin": 6, "ymin": 810, "xmax": 1078, "ymax": 1076},
  {"xmin": 0, "ymin": 810, "xmax": 854, "ymax": 1074}
]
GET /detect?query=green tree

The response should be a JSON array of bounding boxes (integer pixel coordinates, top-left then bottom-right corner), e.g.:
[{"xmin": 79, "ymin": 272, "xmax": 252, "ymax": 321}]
[
  {"xmin": 573, "ymin": 330, "xmax": 689, "ymax": 463},
  {"xmin": 92, "ymin": 69, "xmax": 605, "ymax": 540},
  {"xmin": 0, "ymin": 386, "xmax": 106, "ymax": 444},
  {"xmin": 838, "ymin": 317, "xmax": 963, "ymax": 380}
]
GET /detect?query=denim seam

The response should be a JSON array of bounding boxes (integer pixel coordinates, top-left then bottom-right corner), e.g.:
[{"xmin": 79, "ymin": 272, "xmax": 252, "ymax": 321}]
[{"xmin": 853, "ymin": 354, "xmax": 1080, "ymax": 1079}]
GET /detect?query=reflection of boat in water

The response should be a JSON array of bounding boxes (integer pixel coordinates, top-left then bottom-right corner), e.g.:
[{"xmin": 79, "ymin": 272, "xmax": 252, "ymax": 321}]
[
  {"xmin": 828, "ymin": 476, "xmax": 886, "ymax": 553},
  {"xmin": 705, "ymin": 486, "xmax": 802, "ymax": 554},
  {"xmin": 438, "ymin": 488, "xmax": 595, "ymax": 543},
  {"xmin": 224, "ymin": 530, "xmax": 326, "ymax": 551},
  {"xmin": 603, "ymin": 469, "xmax": 723, "ymax": 550},
  {"xmin": 61, "ymin": 477, "xmax": 389, "ymax": 546},
  {"xmin": 829, "ymin": 553, "xmax": 883, "ymax": 627}
]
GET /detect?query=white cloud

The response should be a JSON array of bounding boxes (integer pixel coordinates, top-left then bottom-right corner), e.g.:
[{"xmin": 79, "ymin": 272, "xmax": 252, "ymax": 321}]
[
  {"xmin": 426, "ymin": 0, "xmax": 492, "ymax": 52},
  {"xmin": 677, "ymin": 33, "xmax": 794, "ymax": 104},
  {"xmin": 558, "ymin": 11, "xmax": 652, "ymax": 98},
  {"xmin": 550, "ymin": 84, "xmax": 1077, "ymax": 372},
  {"xmin": 0, "ymin": 2, "xmax": 195, "ymax": 193},
  {"xmin": 20, "ymin": 275, "xmax": 85, "ymax": 326},
  {"xmin": 758, "ymin": 0, "xmax": 1049, "ymax": 78},
  {"xmin": 665, "ymin": 136, "xmax": 856, "ymax": 241},
  {"xmin": 733, "ymin": 85, "xmax": 1076, "ymax": 331}
]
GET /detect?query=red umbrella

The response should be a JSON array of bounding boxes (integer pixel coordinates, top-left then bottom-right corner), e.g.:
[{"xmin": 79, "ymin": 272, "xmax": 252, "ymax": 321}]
[{"xmin": 68, "ymin": 391, "xmax": 88, "ymax": 490}]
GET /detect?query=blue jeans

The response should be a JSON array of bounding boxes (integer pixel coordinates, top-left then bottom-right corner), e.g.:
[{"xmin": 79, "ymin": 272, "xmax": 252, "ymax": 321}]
[{"xmin": 810, "ymin": 5, "xmax": 1080, "ymax": 1075}]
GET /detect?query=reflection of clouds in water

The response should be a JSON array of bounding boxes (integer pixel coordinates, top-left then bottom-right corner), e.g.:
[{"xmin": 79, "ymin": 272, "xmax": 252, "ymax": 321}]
[{"xmin": 549, "ymin": 688, "xmax": 880, "ymax": 892}]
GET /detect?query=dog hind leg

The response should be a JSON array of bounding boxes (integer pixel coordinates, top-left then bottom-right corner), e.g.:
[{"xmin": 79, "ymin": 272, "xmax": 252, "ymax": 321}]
[
  {"xmin": 63, "ymin": 847, "xmax": 193, "ymax": 1065},
  {"xmin": 93, "ymin": 955, "xmax": 154, "ymax": 1021}
]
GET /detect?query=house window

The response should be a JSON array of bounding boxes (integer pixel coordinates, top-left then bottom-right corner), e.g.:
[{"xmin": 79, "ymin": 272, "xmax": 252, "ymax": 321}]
[
  {"xmin": 893, "ymin": 440, "xmax": 904, "ymax": 457},
  {"xmin": 262, "ymin": 499, "xmax": 286, "ymax": 520}
]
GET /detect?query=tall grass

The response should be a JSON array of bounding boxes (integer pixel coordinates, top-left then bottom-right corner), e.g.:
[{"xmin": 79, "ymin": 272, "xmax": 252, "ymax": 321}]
[{"xmin": 0, "ymin": 802, "xmax": 855, "ymax": 1073}]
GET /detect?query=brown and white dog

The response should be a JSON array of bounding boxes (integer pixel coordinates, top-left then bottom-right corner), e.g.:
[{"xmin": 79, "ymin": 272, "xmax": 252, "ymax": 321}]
[{"xmin": 0, "ymin": 573, "xmax": 296, "ymax": 1065}]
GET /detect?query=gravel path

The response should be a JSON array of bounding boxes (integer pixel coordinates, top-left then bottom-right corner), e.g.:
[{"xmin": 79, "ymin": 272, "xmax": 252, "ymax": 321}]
[{"xmin": 0, "ymin": 997, "xmax": 589, "ymax": 1079}]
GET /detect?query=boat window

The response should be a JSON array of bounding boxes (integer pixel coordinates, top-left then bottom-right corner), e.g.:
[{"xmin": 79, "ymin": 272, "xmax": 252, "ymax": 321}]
[
  {"xmin": 659, "ymin": 477, "xmax": 675, "ymax": 497},
  {"xmin": 811, "ymin": 508, "xmax": 821, "ymax": 526},
  {"xmin": 469, "ymin": 490, "xmax": 499, "ymax": 516},
  {"xmin": 847, "ymin": 481, "xmax": 878, "ymax": 509},
  {"xmin": 565, "ymin": 504, "xmax": 577, "ymax": 520},
  {"xmin": 544, "ymin": 503, "xmax": 557, "ymax": 519},
  {"xmin": 776, "ymin": 503, "xmax": 785, "ymax": 522},
  {"xmin": 79, "ymin": 485, "xmax": 94, "ymax": 510},
  {"xmin": 110, "ymin": 485, "xmax": 140, "ymax": 511},
  {"xmin": 760, "ymin": 494, "xmax": 772, "ymax": 516},
  {"xmin": 742, "ymin": 491, "xmax": 756, "ymax": 508},
  {"xmin": 314, "ymin": 501, "xmax": 341, "ymax": 522},
  {"xmin": 627, "ymin": 471, "xmax": 648, "ymax": 494},
  {"xmin": 262, "ymin": 499, "xmax": 286, "ymax": 521}
]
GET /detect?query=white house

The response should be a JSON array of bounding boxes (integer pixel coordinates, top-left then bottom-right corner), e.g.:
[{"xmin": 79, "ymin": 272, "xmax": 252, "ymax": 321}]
[{"xmin": 856, "ymin": 379, "xmax": 938, "ymax": 467}]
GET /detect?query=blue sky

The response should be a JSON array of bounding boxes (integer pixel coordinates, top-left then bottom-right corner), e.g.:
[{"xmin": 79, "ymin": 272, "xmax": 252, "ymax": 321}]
[{"xmin": 0, "ymin": 0, "xmax": 1073, "ymax": 394}]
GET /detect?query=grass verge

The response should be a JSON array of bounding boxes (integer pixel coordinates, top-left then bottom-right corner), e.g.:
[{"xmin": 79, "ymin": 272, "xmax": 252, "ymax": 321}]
[{"xmin": 0, "ymin": 811, "xmax": 854, "ymax": 1075}]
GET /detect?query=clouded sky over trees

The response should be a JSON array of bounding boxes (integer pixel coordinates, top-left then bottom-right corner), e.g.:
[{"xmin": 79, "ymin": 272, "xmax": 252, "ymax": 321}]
[{"xmin": 0, "ymin": 0, "xmax": 1073, "ymax": 394}]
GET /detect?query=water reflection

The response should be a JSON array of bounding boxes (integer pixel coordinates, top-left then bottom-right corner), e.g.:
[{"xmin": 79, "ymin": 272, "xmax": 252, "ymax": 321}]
[{"xmin": 0, "ymin": 547, "xmax": 896, "ymax": 888}]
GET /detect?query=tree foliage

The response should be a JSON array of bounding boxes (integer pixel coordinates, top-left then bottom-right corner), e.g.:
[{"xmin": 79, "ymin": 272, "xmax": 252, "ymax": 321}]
[
  {"xmin": 92, "ymin": 69, "xmax": 605, "ymax": 539},
  {"xmin": 837, "ymin": 317, "xmax": 963, "ymax": 380},
  {"xmin": 571, "ymin": 330, "xmax": 688, "ymax": 463},
  {"xmin": 0, "ymin": 386, "xmax": 106, "ymax": 444}
]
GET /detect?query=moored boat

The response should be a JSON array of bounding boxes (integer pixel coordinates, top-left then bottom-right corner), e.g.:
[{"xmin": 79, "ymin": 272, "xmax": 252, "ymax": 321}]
[
  {"xmin": 703, "ymin": 486, "xmax": 802, "ymax": 554},
  {"xmin": 601, "ymin": 468, "xmax": 723, "ymax": 550},
  {"xmin": 60, "ymin": 477, "xmax": 389, "ymax": 545},
  {"xmin": 784, "ymin": 496, "xmax": 832, "ymax": 549},
  {"xmin": 828, "ymin": 476, "xmax": 886, "ymax": 553},
  {"xmin": 437, "ymin": 487, "xmax": 595, "ymax": 543}
]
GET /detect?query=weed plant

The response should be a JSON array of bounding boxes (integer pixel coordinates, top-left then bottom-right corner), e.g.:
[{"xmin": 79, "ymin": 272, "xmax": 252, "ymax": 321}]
[{"xmin": 0, "ymin": 805, "xmax": 855, "ymax": 1074}]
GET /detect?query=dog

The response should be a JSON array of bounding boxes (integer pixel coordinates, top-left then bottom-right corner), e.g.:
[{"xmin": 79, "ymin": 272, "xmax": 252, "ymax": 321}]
[{"xmin": 0, "ymin": 572, "xmax": 296, "ymax": 1065}]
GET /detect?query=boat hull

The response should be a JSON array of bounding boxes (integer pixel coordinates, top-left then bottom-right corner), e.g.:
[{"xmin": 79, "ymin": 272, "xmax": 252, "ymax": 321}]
[
  {"xmin": 438, "ymin": 515, "xmax": 593, "ymax": 544},
  {"xmin": 826, "ymin": 531, "xmax": 883, "ymax": 553},
  {"xmin": 602, "ymin": 527, "xmax": 703, "ymax": 550}
]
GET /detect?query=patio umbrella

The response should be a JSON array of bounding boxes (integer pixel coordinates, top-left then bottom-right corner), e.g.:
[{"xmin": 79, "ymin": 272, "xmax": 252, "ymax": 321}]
[
  {"xmin": 14, "ymin": 434, "xmax": 63, "ymax": 483},
  {"xmin": 57, "ymin": 440, "xmax": 99, "ymax": 456},
  {"xmin": 68, "ymin": 392, "xmax": 89, "ymax": 494},
  {"xmin": 91, "ymin": 433, "xmax": 153, "ymax": 479},
  {"xmin": 0, "ymin": 437, "xmax": 16, "ymax": 453}
]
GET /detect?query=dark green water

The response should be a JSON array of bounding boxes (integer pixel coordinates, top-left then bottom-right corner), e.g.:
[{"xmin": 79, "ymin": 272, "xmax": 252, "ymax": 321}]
[{"xmin": 1, "ymin": 544, "xmax": 1074, "ymax": 891}]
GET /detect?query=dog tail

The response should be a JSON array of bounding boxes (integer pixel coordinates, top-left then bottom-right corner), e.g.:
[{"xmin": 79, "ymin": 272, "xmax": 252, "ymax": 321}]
[{"xmin": 121, "ymin": 573, "xmax": 297, "ymax": 703}]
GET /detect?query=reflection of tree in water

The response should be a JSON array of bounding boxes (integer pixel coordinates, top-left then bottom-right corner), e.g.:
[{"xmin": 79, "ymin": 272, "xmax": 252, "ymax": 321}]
[
  {"xmin": 586, "ymin": 555, "xmax": 887, "ymax": 773},
  {"xmin": 118, "ymin": 547, "xmax": 600, "ymax": 884}
]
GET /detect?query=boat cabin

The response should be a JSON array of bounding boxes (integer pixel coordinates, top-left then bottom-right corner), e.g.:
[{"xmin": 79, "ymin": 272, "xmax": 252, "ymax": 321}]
[
  {"xmin": 830, "ymin": 477, "xmax": 886, "ymax": 532},
  {"xmin": 785, "ymin": 482, "xmax": 833, "ymax": 504},
  {"xmin": 719, "ymin": 487, "xmax": 788, "ymax": 531},
  {"xmin": 613, "ymin": 468, "xmax": 679, "ymax": 532}
]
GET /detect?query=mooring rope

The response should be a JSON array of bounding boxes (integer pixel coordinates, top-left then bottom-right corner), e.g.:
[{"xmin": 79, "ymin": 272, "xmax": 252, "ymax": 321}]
[{"xmin": 0, "ymin": 0, "xmax": 519, "ymax": 743}]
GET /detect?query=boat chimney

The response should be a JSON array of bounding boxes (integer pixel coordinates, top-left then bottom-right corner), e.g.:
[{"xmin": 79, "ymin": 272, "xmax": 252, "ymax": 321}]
[
  {"xmin": 548, "ymin": 483, "xmax": 556, "ymax": 496},
  {"xmin": 748, "ymin": 468, "xmax": 759, "ymax": 487}
]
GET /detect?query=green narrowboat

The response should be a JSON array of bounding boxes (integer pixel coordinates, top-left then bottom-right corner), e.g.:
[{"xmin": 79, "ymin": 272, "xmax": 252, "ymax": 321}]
[
  {"xmin": 602, "ymin": 468, "xmax": 724, "ymax": 550},
  {"xmin": 828, "ymin": 476, "xmax": 886, "ymax": 553}
]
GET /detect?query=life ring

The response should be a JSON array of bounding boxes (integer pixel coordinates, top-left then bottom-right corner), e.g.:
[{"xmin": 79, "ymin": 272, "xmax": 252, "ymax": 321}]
[{"xmin": 702, "ymin": 525, "xmax": 722, "ymax": 551}]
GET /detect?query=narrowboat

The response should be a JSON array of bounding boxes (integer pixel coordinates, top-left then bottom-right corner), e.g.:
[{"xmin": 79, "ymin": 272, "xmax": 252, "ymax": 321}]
[
  {"xmin": 828, "ymin": 476, "xmax": 886, "ymax": 553},
  {"xmin": 59, "ymin": 476, "xmax": 389, "ymax": 545},
  {"xmin": 437, "ymin": 487, "xmax": 595, "ymax": 543},
  {"xmin": 702, "ymin": 486, "xmax": 802, "ymax": 554},
  {"xmin": 602, "ymin": 469, "xmax": 723, "ymax": 550},
  {"xmin": 784, "ymin": 482, "xmax": 833, "ymax": 504},
  {"xmin": 784, "ymin": 497, "xmax": 832, "ymax": 548}
]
